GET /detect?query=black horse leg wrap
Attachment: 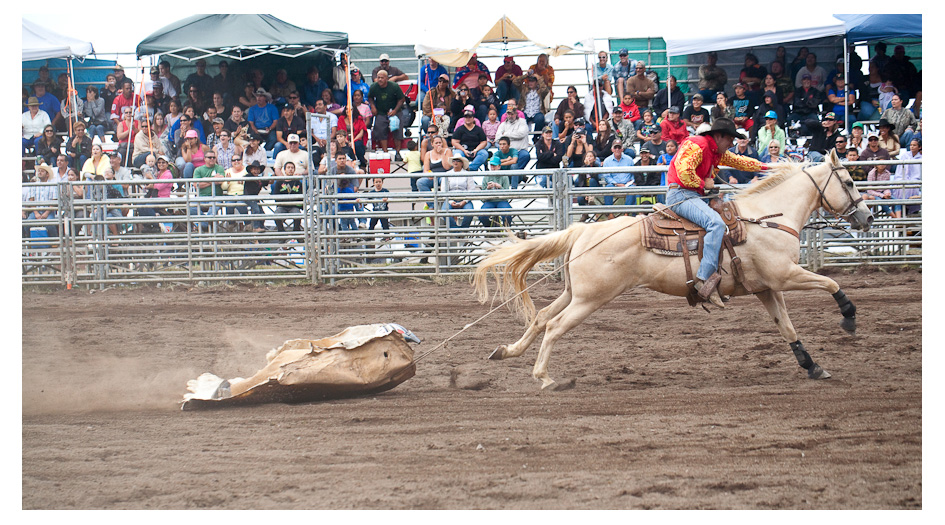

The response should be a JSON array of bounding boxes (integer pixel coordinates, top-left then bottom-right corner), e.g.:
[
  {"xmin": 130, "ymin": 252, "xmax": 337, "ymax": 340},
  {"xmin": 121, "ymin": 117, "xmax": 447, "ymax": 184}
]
[
  {"xmin": 832, "ymin": 290, "xmax": 856, "ymax": 319},
  {"xmin": 790, "ymin": 340, "xmax": 813, "ymax": 370}
]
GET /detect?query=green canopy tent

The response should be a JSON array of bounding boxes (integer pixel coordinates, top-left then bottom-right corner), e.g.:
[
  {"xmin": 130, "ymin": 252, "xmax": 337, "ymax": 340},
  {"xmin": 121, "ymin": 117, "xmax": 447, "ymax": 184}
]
[
  {"xmin": 135, "ymin": 14, "xmax": 350, "ymax": 120},
  {"xmin": 136, "ymin": 14, "xmax": 348, "ymax": 62}
]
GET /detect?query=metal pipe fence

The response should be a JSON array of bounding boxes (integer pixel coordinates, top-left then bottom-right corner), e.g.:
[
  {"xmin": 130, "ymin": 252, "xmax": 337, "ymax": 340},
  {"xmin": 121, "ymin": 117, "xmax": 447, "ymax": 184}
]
[{"xmin": 21, "ymin": 160, "xmax": 921, "ymax": 288}]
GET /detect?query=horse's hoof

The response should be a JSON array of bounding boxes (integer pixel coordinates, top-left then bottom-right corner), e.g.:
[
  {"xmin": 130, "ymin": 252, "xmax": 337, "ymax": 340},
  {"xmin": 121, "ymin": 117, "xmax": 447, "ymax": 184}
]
[
  {"xmin": 540, "ymin": 379, "xmax": 558, "ymax": 390},
  {"xmin": 808, "ymin": 364, "xmax": 832, "ymax": 380},
  {"xmin": 488, "ymin": 345, "xmax": 507, "ymax": 360},
  {"xmin": 841, "ymin": 316, "xmax": 856, "ymax": 335}
]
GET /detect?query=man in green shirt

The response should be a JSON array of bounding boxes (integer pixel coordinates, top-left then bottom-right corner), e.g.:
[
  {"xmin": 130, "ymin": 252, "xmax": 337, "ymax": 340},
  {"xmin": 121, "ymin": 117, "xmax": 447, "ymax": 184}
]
[
  {"xmin": 368, "ymin": 70, "xmax": 406, "ymax": 159},
  {"xmin": 191, "ymin": 150, "xmax": 226, "ymax": 229}
]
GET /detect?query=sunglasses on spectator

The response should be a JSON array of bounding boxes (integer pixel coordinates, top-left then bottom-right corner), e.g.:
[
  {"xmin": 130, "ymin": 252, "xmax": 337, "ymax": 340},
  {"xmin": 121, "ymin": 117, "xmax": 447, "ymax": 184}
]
[
  {"xmin": 205, "ymin": 155, "xmax": 216, "ymax": 159},
  {"xmin": 232, "ymin": 156, "xmax": 242, "ymax": 161},
  {"xmin": 613, "ymin": 145, "xmax": 623, "ymax": 149}
]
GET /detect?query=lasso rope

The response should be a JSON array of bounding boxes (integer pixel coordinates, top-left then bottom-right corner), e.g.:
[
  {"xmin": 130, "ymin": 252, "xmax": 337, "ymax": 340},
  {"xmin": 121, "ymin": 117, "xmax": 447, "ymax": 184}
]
[{"xmin": 413, "ymin": 205, "xmax": 683, "ymax": 363}]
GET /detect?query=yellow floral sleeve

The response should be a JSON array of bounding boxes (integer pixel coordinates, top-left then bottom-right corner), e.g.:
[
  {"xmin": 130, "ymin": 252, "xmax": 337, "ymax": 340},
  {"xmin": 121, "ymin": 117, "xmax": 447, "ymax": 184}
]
[
  {"xmin": 720, "ymin": 150, "xmax": 766, "ymax": 172},
  {"xmin": 673, "ymin": 140, "xmax": 704, "ymax": 188}
]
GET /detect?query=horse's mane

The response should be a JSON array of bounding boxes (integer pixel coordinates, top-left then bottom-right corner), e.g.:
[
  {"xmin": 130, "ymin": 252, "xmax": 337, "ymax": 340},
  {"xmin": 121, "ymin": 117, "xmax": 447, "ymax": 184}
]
[{"xmin": 732, "ymin": 160, "xmax": 813, "ymax": 199}]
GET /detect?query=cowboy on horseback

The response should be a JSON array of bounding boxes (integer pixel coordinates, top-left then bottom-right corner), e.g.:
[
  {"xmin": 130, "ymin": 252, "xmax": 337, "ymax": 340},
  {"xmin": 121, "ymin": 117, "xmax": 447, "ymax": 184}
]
[{"xmin": 666, "ymin": 117, "xmax": 768, "ymax": 308}]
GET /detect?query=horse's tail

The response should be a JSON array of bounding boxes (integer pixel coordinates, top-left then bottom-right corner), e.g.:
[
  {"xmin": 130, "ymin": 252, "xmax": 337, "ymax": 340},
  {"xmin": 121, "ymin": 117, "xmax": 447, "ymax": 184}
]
[{"xmin": 474, "ymin": 223, "xmax": 588, "ymax": 323}]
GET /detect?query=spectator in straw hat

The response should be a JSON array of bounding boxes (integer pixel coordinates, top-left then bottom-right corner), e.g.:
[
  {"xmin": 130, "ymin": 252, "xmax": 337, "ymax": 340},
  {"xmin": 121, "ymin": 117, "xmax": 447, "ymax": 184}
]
[
  {"xmin": 441, "ymin": 155, "xmax": 476, "ymax": 228},
  {"xmin": 18, "ymin": 91, "xmax": 40, "ymax": 156}
]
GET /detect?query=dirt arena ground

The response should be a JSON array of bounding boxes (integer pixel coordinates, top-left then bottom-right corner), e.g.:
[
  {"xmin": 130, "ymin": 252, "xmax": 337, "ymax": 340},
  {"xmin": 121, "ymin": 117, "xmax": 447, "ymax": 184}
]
[{"xmin": 22, "ymin": 268, "xmax": 922, "ymax": 509}]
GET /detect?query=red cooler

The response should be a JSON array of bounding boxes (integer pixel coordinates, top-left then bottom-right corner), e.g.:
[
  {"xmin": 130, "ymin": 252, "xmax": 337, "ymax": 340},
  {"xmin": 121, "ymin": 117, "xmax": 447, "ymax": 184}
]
[{"xmin": 369, "ymin": 153, "xmax": 391, "ymax": 175}]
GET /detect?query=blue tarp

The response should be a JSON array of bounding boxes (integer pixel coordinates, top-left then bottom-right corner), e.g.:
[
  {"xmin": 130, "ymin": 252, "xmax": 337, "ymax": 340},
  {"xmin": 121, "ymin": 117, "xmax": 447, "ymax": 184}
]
[
  {"xmin": 23, "ymin": 57, "xmax": 119, "ymax": 91},
  {"xmin": 835, "ymin": 14, "xmax": 922, "ymax": 42}
]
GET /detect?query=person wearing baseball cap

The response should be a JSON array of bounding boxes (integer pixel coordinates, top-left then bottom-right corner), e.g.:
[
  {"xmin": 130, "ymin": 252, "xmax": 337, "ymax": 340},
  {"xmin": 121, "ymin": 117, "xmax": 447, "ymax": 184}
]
[
  {"xmin": 495, "ymin": 55, "xmax": 523, "ymax": 103},
  {"xmin": 665, "ymin": 117, "xmax": 769, "ymax": 308},
  {"xmin": 419, "ymin": 57, "xmax": 448, "ymax": 122},
  {"xmin": 373, "ymin": 53, "xmax": 407, "ymax": 82},
  {"xmin": 453, "ymin": 104, "xmax": 489, "ymax": 171},
  {"xmin": 660, "ymin": 105, "xmax": 687, "ymax": 144},
  {"xmin": 805, "ymin": 111, "xmax": 842, "ymax": 162},
  {"xmin": 757, "ymin": 110, "xmax": 786, "ymax": 155},
  {"xmin": 613, "ymin": 48, "xmax": 634, "ymax": 100}
]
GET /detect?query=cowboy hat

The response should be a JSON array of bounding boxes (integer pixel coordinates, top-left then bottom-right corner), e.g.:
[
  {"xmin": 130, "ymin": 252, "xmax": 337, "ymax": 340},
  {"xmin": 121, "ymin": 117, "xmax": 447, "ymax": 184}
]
[
  {"xmin": 699, "ymin": 117, "xmax": 747, "ymax": 140},
  {"xmin": 34, "ymin": 163, "xmax": 55, "ymax": 179},
  {"xmin": 449, "ymin": 155, "xmax": 470, "ymax": 170}
]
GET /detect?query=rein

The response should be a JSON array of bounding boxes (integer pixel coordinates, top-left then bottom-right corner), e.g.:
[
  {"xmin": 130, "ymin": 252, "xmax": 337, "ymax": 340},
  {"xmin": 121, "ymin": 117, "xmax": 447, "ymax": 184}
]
[{"xmin": 801, "ymin": 165, "xmax": 863, "ymax": 232}]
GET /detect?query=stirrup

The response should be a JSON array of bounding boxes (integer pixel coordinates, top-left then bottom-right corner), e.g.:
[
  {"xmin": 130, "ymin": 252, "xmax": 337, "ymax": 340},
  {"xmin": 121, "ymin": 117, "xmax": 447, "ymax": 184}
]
[{"xmin": 695, "ymin": 274, "xmax": 725, "ymax": 308}]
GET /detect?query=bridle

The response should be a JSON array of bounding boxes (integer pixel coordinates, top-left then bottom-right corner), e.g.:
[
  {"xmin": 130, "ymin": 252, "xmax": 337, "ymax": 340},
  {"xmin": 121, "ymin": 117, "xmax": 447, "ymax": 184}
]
[{"xmin": 802, "ymin": 164, "xmax": 864, "ymax": 224}]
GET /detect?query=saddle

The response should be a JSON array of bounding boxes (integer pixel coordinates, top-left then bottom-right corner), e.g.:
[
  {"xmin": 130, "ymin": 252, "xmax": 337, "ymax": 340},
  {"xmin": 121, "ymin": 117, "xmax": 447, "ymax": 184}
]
[
  {"xmin": 642, "ymin": 199, "xmax": 746, "ymax": 256},
  {"xmin": 641, "ymin": 199, "xmax": 756, "ymax": 306}
]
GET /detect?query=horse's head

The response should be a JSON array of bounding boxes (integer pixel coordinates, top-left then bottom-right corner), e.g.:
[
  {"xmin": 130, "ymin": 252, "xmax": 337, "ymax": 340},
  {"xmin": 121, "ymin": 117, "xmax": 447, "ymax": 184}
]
[{"xmin": 817, "ymin": 150, "xmax": 874, "ymax": 231}]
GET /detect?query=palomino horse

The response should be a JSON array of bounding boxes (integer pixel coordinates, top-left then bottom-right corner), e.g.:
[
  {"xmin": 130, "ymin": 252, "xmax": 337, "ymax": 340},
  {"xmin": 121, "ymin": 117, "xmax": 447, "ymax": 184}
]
[{"xmin": 473, "ymin": 150, "xmax": 873, "ymax": 389}]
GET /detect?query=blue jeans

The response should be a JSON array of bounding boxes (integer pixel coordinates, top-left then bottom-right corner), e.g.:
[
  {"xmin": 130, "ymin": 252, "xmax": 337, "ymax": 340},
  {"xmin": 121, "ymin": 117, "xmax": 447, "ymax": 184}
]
[
  {"xmin": 479, "ymin": 200, "xmax": 512, "ymax": 227},
  {"xmin": 508, "ymin": 149, "xmax": 531, "ymax": 187},
  {"xmin": 526, "ymin": 112, "xmax": 545, "ymax": 136},
  {"xmin": 88, "ymin": 124, "xmax": 107, "ymax": 142},
  {"xmin": 443, "ymin": 200, "xmax": 473, "ymax": 228},
  {"xmin": 899, "ymin": 129, "xmax": 915, "ymax": 148},
  {"xmin": 604, "ymin": 183, "xmax": 636, "ymax": 207},
  {"xmin": 246, "ymin": 199, "xmax": 264, "ymax": 229},
  {"xmin": 577, "ymin": 176, "xmax": 600, "ymax": 206},
  {"xmin": 272, "ymin": 141, "xmax": 288, "ymax": 158},
  {"xmin": 417, "ymin": 175, "xmax": 437, "ymax": 208},
  {"xmin": 453, "ymin": 148, "xmax": 489, "ymax": 171},
  {"xmin": 339, "ymin": 217, "xmax": 357, "ymax": 231},
  {"xmin": 495, "ymin": 82, "xmax": 520, "ymax": 105},
  {"xmin": 176, "ymin": 157, "xmax": 197, "ymax": 178},
  {"xmin": 698, "ymin": 89, "xmax": 719, "ymax": 102},
  {"xmin": 188, "ymin": 201, "xmax": 220, "ymax": 229},
  {"xmin": 857, "ymin": 102, "xmax": 881, "ymax": 122},
  {"xmin": 667, "ymin": 187, "xmax": 724, "ymax": 281}
]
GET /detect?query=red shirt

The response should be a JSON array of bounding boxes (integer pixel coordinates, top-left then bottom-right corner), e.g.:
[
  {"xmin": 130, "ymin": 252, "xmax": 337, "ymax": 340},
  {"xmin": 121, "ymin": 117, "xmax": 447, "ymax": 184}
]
[
  {"xmin": 660, "ymin": 118, "xmax": 689, "ymax": 143},
  {"xmin": 668, "ymin": 134, "xmax": 765, "ymax": 195},
  {"xmin": 619, "ymin": 102, "xmax": 641, "ymax": 122},
  {"xmin": 338, "ymin": 115, "xmax": 368, "ymax": 145},
  {"xmin": 110, "ymin": 92, "xmax": 142, "ymax": 120}
]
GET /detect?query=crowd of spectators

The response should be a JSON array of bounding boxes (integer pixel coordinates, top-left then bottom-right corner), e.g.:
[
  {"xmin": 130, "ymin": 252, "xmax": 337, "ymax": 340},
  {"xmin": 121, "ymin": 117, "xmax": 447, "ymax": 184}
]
[{"xmin": 22, "ymin": 41, "xmax": 922, "ymax": 236}]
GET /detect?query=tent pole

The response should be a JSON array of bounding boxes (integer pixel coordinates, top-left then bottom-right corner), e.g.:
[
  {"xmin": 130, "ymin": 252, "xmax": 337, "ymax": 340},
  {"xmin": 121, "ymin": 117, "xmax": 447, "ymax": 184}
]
[
  {"xmin": 843, "ymin": 37, "xmax": 849, "ymax": 133},
  {"xmin": 345, "ymin": 49, "xmax": 354, "ymax": 149},
  {"xmin": 66, "ymin": 59, "xmax": 75, "ymax": 136}
]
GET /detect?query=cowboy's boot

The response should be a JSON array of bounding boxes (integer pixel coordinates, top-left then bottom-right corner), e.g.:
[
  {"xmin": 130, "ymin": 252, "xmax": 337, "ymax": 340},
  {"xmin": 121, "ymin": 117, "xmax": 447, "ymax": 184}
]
[{"xmin": 695, "ymin": 273, "xmax": 725, "ymax": 308}]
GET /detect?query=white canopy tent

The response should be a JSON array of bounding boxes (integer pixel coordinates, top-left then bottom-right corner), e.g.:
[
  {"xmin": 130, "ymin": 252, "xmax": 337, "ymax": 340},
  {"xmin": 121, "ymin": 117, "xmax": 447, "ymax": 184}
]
[
  {"xmin": 22, "ymin": 19, "xmax": 95, "ymax": 135},
  {"xmin": 22, "ymin": 19, "xmax": 94, "ymax": 60},
  {"xmin": 660, "ymin": 13, "xmax": 846, "ymax": 57}
]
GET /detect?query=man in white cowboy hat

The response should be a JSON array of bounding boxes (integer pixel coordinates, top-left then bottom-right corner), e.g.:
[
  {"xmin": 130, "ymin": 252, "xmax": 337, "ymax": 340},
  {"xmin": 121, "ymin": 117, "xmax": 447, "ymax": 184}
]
[
  {"xmin": 442, "ymin": 154, "xmax": 475, "ymax": 228},
  {"xmin": 23, "ymin": 163, "xmax": 60, "ymax": 238},
  {"xmin": 372, "ymin": 53, "xmax": 407, "ymax": 83},
  {"xmin": 246, "ymin": 88, "xmax": 279, "ymax": 150},
  {"xmin": 666, "ymin": 117, "xmax": 769, "ymax": 308},
  {"xmin": 22, "ymin": 96, "xmax": 51, "ymax": 154}
]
